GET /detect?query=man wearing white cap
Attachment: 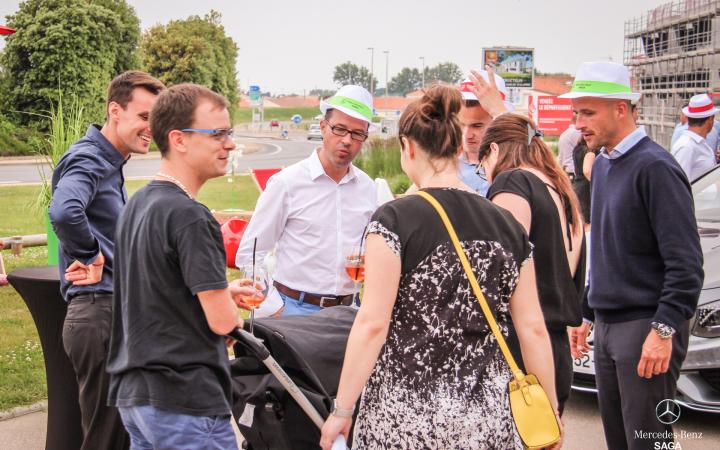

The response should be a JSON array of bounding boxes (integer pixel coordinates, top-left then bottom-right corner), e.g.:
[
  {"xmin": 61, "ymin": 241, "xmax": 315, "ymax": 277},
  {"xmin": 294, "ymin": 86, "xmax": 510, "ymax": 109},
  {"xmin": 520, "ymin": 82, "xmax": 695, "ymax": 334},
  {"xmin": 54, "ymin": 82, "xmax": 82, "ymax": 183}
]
[
  {"xmin": 564, "ymin": 62, "xmax": 703, "ymax": 450},
  {"xmin": 456, "ymin": 70, "xmax": 513, "ymax": 196},
  {"xmin": 671, "ymin": 94, "xmax": 718, "ymax": 180},
  {"xmin": 236, "ymin": 85, "xmax": 377, "ymax": 316}
]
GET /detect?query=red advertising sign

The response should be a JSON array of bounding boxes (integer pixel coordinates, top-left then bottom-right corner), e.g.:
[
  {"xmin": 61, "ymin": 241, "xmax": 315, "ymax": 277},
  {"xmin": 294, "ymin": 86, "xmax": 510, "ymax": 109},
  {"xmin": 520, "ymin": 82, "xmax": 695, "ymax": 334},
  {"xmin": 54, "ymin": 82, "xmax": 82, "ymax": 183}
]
[{"xmin": 535, "ymin": 96, "xmax": 574, "ymax": 136}]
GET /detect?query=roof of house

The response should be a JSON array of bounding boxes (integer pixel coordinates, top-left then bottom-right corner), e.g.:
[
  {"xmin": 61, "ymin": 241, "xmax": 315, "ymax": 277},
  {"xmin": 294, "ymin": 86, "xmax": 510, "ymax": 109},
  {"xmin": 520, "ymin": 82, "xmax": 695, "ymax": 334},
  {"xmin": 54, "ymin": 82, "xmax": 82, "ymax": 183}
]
[
  {"xmin": 533, "ymin": 75, "xmax": 574, "ymax": 96},
  {"xmin": 373, "ymin": 96, "xmax": 413, "ymax": 111}
]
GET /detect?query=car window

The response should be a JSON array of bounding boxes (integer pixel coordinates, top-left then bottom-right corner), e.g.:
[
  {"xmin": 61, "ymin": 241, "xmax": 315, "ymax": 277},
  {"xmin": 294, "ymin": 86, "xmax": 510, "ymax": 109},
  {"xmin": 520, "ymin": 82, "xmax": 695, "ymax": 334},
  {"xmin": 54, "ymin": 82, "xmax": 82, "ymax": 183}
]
[{"xmin": 693, "ymin": 168, "xmax": 720, "ymax": 222}]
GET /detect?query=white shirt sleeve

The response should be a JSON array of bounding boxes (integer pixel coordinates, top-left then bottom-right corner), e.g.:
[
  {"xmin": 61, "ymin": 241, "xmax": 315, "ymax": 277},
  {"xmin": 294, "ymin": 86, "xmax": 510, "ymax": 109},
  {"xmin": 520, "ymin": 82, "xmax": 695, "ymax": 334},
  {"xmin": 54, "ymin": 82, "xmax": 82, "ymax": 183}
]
[
  {"xmin": 671, "ymin": 142, "xmax": 694, "ymax": 179},
  {"xmin": 236, "ymin": 175, "xmax": 289, "ymax": 267},
  {"xmin": 235, "ymin": 175, "xmax": 290, "ymax": 317}
]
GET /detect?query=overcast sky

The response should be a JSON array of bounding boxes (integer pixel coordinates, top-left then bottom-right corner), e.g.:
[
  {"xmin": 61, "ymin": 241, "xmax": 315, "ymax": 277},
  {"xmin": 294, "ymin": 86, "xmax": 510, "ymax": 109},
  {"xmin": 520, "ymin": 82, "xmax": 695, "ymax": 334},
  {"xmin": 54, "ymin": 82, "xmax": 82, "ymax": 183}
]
[{"xmin": 1, "ymin": 0, "xmax": 666, "ymax": 95}]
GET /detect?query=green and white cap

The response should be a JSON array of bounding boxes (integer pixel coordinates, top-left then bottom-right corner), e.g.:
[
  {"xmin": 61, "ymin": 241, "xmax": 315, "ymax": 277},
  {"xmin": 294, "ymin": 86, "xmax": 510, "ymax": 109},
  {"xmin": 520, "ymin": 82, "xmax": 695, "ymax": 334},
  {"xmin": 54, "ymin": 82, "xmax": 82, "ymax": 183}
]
[
  {"xmin": 320, "ymin": 85, "xmax": 377, "ymax": 130},
  {"xmin": 559, "ymin": 61, "xmax": 641, "ymax": 103}
]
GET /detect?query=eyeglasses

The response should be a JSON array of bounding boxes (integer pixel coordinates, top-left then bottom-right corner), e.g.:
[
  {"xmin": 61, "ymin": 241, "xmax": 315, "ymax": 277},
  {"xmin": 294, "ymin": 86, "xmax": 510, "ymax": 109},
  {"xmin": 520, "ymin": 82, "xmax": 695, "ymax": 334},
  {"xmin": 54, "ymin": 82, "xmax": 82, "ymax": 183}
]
[
  {"xmin": 325, "ymin": 121, "xmax": 368, "ymax": 142},
  {"xmin": 180, "ymin": 128, "xmax": 235, "ymax": 141}
]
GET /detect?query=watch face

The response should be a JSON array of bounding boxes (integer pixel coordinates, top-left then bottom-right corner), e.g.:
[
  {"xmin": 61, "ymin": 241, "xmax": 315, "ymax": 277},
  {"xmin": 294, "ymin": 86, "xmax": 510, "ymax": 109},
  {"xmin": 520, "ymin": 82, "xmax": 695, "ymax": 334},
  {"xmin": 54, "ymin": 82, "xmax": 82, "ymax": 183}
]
[{"xmin": 652, "ymin": 322, "xmax": 674, "ymax": 338}]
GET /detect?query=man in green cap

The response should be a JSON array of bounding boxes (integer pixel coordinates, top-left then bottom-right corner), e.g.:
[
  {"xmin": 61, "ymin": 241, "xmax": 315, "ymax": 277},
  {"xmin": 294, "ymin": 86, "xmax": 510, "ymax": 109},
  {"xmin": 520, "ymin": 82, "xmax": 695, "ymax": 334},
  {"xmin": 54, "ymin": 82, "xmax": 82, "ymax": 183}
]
[
  {"xmin": 564, "ymin": 61, "xmax": 703, "ymax": 450},
  {"xmin": 236, "ymin": 85, "xmax": 378, "ymax": 316}
]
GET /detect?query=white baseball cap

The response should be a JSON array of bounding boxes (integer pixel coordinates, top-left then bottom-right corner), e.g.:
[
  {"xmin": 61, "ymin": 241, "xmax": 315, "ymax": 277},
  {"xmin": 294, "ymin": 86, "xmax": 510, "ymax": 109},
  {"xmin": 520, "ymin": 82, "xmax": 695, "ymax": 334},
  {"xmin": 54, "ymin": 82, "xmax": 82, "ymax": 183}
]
[
  {"xmin": 682, "ymin": 94, "xmax": 719, "ymax": 119},
  {"xmin": 458, "ymin": 70, "xmax": 514, "ymax": 112},
  {"xmin": 559, "ymin": 61, "xmax": 641, "ymax": 103},
  {"xmin": 320, "ymin": 85, "xmax": 377, "ymax": 130}
]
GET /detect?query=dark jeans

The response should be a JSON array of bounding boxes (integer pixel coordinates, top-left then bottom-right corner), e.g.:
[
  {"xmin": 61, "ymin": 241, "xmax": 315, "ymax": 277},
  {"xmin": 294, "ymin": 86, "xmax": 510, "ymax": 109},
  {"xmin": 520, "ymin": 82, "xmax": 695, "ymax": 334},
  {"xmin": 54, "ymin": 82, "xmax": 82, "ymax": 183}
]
[
  {"xmin": 507, "ymin": 325, "xmax": 573, "ymax": 415},
  {"xmin": 594, "ymin": 317, "xmax": 689, "ymax": 450},
  {"xmin": 62, "ymin": 293, "xmax": 129, "ymax": 450}
]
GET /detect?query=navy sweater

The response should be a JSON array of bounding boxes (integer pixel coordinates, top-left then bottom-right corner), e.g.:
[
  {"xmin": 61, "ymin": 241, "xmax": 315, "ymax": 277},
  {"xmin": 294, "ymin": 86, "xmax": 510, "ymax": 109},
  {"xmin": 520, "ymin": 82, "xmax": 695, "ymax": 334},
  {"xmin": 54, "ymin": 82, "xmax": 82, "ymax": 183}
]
[{"xmin": 586, "ymin": 136, "xmax": 703, "ymax": 330}]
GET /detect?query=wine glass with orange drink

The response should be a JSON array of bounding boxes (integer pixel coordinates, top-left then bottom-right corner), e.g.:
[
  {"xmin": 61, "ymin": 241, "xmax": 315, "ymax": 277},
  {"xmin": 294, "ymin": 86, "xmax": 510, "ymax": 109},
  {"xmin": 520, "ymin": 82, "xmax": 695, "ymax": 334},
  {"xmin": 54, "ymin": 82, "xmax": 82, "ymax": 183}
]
[
  {"xmin": 345, "ymin": 244, "xmax": 365, "ymax": 305},
  {"xmin": 238, "ymin": 264, "xmax": 269, "ymax": 333}
]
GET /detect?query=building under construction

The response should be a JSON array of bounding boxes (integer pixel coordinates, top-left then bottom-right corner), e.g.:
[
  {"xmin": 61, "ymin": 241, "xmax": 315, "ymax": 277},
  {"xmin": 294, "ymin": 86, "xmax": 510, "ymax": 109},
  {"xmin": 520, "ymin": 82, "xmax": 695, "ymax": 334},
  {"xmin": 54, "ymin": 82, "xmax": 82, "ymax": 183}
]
[{"xmin": 624, "ymin": 0, "xmax": 720, "ymax": 149}]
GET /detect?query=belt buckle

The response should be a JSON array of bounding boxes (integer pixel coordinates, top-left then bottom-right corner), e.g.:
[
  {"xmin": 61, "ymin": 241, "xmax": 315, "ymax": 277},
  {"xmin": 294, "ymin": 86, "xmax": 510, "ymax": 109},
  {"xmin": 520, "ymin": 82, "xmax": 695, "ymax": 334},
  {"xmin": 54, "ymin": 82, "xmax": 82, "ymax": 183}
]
[{"xmin": 319, "ymin": 296, "xmax": 336, "ymax": 308}]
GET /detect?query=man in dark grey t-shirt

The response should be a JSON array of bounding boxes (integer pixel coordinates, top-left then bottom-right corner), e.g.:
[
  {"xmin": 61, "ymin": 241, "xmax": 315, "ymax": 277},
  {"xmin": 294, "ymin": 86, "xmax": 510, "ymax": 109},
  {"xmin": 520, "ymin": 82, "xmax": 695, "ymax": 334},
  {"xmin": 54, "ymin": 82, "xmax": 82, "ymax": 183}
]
[{"xmin": 107, "ymin": 84, "xmax": 247, "ymax": 449}]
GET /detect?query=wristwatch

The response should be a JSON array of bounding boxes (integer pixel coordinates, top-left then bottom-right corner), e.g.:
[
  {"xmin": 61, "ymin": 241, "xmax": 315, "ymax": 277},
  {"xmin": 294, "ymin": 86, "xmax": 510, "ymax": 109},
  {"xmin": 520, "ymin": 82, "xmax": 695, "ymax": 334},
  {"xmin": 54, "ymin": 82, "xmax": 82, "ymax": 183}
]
[
  {"xmin": 651, "ymin": 321, "xmax": 676, "ymax": 339},
  {"xmin": 331, "ymin": 399, "xmax": 355, "ymax": 418}
]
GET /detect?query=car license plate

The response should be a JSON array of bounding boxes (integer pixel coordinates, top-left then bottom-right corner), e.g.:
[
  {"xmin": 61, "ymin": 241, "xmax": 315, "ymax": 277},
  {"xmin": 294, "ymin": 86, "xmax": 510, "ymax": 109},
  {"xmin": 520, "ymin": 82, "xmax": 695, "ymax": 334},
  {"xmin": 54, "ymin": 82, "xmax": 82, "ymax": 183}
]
[{"xmin": 573, "ymin": 349, "xmax": 595, "ymax": 374}]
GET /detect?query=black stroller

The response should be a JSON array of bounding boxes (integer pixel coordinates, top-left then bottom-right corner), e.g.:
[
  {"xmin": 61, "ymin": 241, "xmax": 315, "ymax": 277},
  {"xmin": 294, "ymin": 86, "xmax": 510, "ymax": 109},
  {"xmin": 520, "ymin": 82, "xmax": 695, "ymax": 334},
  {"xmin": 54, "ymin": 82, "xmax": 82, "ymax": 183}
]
[{"xmin": 230, "ymin": 306, "xmax": 357, "ymax": 450}]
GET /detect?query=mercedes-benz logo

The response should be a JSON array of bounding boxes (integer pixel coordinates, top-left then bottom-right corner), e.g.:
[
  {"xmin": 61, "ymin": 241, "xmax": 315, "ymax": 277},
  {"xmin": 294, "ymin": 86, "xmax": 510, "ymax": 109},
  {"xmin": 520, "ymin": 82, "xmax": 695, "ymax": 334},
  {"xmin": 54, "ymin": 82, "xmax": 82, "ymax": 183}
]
[{"xmin": 656, "ymin": 399, "xmax": 681, "ymax": 424}]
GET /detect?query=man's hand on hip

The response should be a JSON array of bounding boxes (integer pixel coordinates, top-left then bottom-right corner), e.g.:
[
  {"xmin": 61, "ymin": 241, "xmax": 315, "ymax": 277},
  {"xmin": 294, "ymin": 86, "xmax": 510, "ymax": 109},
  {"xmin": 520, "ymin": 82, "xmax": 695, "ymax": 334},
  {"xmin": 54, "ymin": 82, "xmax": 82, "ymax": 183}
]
[
  {"xmin": 637, "ymin": 330, "xmax": 672, "ymax": 379},
  {"xmin": 65, "ymin": 251, "xmax": 105, "ymax": 285}
]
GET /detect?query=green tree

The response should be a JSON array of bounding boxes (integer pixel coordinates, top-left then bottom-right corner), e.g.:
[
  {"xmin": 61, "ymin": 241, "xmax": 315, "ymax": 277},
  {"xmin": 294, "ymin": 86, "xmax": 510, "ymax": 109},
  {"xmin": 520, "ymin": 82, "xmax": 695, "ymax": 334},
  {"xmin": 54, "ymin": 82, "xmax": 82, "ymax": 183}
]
[
  {"xmin": 140, "ymin": 11, "xmax": 239, "ymax": 117},
  {"xmin": 309, "ymin": 88, "xmax": 335, "ymax": 98},
  {"xmin": 425, "ymin": 62, "xmax": 463, "ymax": 85},
  {"xmin": 388, "ymin": 67, "xmax": 422, "ymax": 96},
  {"xmin": 332, "ymin": 62, "xmax": 377, "ymax": 92},
  {"xmin": 0, "ymin": 0, "xmax": 141, "ymax": 126}
]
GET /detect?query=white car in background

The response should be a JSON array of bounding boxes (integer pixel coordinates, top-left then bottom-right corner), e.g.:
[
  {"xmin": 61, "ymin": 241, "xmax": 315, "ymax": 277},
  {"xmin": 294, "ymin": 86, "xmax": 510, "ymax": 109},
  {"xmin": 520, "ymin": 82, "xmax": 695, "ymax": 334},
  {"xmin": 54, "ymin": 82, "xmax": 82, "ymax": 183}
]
[
  {"xmin": 572, "ymin": 164, "xmax": 720, "ymax": 413},
  {"xmin": 307, "ymin": 124, "xmax": 322, "ymax": 141}
]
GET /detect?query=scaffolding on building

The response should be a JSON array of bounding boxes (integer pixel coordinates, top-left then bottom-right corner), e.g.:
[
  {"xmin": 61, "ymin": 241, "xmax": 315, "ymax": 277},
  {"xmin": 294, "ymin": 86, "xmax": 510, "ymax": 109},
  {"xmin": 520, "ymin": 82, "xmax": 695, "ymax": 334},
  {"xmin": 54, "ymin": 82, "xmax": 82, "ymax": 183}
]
[{"xmin": 624, "ymin": 0, "xmax": 720, "ymax": 149}]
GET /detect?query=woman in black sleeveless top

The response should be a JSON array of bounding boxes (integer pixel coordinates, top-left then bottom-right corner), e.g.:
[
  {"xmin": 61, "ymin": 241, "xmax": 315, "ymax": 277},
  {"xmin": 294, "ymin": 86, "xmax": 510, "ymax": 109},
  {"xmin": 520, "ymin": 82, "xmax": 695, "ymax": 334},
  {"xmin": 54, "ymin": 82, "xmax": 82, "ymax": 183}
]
[
  {"xmin": 480, "ymin": 114, "xmax": 586, "ymax": 414},
  {"xmin": 571, "ymin": 137, "xmax": 595, "ymax": 225}
]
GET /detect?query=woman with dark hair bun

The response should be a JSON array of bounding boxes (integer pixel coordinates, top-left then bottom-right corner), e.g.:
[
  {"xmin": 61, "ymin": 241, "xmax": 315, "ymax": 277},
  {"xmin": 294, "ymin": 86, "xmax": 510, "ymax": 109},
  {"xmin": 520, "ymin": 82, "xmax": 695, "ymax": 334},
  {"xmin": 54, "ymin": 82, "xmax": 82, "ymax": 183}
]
[
  {"xmin": 320, "ymin": 86, "xmax": 560, "ymax": 449},
  {"xmin": 480, "ymin": 113, "xmax": 586, "ymax": 415}
]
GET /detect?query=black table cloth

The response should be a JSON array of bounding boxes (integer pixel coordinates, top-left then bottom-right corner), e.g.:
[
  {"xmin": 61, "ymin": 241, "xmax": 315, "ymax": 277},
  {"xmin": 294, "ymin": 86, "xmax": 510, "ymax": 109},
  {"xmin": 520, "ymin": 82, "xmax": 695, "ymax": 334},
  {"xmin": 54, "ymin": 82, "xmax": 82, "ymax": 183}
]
[{"xmin": 8, "ymin": 266, "xmax": 83, "ymax": 450}]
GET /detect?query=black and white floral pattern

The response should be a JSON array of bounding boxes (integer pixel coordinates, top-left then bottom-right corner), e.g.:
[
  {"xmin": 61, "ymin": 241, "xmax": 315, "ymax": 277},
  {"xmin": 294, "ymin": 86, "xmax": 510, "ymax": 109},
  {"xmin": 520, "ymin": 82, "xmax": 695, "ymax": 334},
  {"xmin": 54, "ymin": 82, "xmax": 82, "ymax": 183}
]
[{"xmin": 353, "ymin": 231, "xmax": 524, "ymax": 449}]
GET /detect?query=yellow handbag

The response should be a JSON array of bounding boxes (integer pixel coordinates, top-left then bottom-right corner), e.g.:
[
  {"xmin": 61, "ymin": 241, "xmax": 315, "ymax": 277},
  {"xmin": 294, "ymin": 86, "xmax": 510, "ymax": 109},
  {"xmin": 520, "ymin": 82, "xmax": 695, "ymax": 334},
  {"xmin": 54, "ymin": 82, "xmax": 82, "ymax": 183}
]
[{"xmin": 416, "ymin": 191, "xmax": 561, "ymax": 449}]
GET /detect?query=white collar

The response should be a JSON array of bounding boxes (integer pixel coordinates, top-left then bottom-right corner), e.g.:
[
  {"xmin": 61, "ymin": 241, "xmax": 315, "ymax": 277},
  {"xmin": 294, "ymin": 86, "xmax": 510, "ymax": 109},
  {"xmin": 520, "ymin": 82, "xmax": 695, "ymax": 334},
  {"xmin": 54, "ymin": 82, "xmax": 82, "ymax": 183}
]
[{"xmin": 308, "ymin": 147, "xmax": 358, "ymax": 184}]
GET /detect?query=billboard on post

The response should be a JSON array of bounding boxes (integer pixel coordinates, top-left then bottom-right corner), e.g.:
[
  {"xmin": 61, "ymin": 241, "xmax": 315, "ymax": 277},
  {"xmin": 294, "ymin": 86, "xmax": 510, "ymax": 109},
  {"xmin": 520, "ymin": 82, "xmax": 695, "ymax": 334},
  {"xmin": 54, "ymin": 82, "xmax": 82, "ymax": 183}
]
[
  {"xmin": 483, "ymin": 47, "xmax": 534, "ymax": 88},
  {"xmin": 529, "ymin": 95, "xmax": 574, "ymax": 136}
]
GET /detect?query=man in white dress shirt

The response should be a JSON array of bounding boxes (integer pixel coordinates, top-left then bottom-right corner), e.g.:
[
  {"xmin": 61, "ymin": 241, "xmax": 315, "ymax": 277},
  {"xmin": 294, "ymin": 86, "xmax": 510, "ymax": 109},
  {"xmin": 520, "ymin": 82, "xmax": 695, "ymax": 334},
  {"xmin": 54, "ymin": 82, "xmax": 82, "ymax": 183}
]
[
  {"xmin": 237, "ymin": 85, "xmax": 378, "ymax": 316},
  {"xmin": 671, "ymin": 94, "xmax": 718, "ymax": 181}
]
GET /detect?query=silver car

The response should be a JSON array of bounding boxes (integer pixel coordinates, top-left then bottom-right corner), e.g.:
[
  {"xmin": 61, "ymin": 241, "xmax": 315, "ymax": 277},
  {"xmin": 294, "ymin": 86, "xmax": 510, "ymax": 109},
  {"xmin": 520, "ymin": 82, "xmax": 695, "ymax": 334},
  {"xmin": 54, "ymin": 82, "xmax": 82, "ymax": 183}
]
[
  {"xmin": 307, "ymin": 124, "xmax": 322, "ymax": 141},
  {"xmin": 572, "ymin": 164, "xmax": 720, "ymax": 413}
]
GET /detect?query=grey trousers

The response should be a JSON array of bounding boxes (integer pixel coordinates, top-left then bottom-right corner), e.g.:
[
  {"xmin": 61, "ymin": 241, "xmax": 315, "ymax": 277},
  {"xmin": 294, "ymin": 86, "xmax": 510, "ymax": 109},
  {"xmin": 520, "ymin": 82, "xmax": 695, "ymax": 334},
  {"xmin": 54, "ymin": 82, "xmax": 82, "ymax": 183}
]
[
  {"xmin": 62, "ymin": 293, "xmax": 129, "ymax": 450},
  {"xmin": 594, "ymin": 316, "xmax": 689, "ymax": 450}
]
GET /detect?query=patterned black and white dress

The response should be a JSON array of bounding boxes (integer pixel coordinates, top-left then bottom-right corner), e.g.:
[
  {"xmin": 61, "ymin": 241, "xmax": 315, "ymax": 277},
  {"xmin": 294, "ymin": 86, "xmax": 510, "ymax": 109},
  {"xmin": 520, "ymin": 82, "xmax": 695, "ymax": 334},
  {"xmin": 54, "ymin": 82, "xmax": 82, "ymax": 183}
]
[{"xmin": 353, "ymin": 188, "xmax": 532, "ymax": 449}]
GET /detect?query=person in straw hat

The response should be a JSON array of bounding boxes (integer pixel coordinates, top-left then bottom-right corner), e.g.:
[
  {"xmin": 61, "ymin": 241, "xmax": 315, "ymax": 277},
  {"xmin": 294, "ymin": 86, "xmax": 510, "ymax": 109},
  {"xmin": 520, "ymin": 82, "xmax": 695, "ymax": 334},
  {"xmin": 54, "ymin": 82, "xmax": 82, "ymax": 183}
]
[
  {"xmin": 564, "ymin": 61, "xmax": 703, "ymax": 450},
  {"xmin": 670, "ymin": 93, "xmax": 719, "ymax": 180},
  {"xmin": 456, "ymin": 69, "xmax": 513, "ymax": 196},
  {"xmin": 236, "ymin": 85, "xmax": 377, "ymax": 317}
]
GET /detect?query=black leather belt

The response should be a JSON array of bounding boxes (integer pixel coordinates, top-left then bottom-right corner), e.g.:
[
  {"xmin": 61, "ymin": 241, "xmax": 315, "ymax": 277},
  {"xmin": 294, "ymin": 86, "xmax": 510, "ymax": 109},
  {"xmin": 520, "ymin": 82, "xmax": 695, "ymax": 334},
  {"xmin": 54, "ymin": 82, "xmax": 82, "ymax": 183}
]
[
  {"xmin": 273, "ymin": 281, "xmax": 354, "ymax": 308},
  {"xmin": 69, "ymin": 292, "xmax": 113, "ymax": 303}
]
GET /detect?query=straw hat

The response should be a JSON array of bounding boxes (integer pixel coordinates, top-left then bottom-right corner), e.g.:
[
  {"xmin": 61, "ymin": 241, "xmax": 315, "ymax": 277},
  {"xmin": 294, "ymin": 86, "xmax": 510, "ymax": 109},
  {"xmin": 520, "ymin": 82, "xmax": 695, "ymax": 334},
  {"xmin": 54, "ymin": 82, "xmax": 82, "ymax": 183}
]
[{"xmin": 682, "ymin": 94, "xmax": 719, "ymax": 119}]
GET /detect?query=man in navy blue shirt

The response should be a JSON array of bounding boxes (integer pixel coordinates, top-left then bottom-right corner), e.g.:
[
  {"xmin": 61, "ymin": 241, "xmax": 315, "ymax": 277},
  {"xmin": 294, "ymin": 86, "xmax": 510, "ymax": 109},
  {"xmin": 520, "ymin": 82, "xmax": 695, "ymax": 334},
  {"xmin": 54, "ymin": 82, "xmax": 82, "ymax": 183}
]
[
  {"xmin": 563, "ymin": 62, "xmax": 703, "ymax": 450},
  {"xmin": 49, "ymin": 71, "xmax": 165, "ymax": 450}
]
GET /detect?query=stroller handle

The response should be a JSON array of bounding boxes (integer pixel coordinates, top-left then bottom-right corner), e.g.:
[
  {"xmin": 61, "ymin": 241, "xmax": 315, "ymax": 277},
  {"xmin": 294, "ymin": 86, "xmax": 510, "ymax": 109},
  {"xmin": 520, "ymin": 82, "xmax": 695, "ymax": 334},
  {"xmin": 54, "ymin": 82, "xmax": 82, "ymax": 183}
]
[{"xmin": 227, "ymin": 327, "xmax": 270, "ymax": 360}]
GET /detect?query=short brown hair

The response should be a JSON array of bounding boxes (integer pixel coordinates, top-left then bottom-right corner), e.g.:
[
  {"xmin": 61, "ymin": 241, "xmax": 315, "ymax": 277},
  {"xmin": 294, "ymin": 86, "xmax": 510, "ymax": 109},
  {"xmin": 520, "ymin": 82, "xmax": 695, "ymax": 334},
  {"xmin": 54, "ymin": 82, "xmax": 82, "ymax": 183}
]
[
  {"xmin": 398, "ymin": 85, "xmax": 463, "ymax": 160},
  {"xmin": 150, "ymin": 83, "xmax": 230, "ymax": 156},
  {"xmin": 107, "ymin": 71, "xmax": 166, "ymax": 110}
]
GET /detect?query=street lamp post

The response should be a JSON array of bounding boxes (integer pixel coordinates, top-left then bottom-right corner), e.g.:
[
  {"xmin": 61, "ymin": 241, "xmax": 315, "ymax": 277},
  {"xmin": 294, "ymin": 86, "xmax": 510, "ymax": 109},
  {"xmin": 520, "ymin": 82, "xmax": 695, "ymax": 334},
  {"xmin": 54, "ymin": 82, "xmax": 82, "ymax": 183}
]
[
  {"xmin": 367, "ymin": 47, "xmax": 374, "ymax": 95},
  {"xmin": 383, "ymin": 50, "xmax": 389, "ymax": 97},
  {"xmin": 419, "ymin": 56, "xmax": 425, "ymax": 89}
]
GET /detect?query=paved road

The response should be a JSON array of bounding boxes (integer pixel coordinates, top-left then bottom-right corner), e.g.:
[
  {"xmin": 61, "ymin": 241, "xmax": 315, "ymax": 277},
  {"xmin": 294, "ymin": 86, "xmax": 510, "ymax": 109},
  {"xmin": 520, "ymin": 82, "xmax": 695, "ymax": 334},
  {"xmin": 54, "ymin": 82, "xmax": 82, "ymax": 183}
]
[
  {"xmin": 2, "ymin": 392, "xmax": 718, "ymax": 449},
  {"xmin": 0, "ymin": 137, "xmax": 318, "ymax": 184}
]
